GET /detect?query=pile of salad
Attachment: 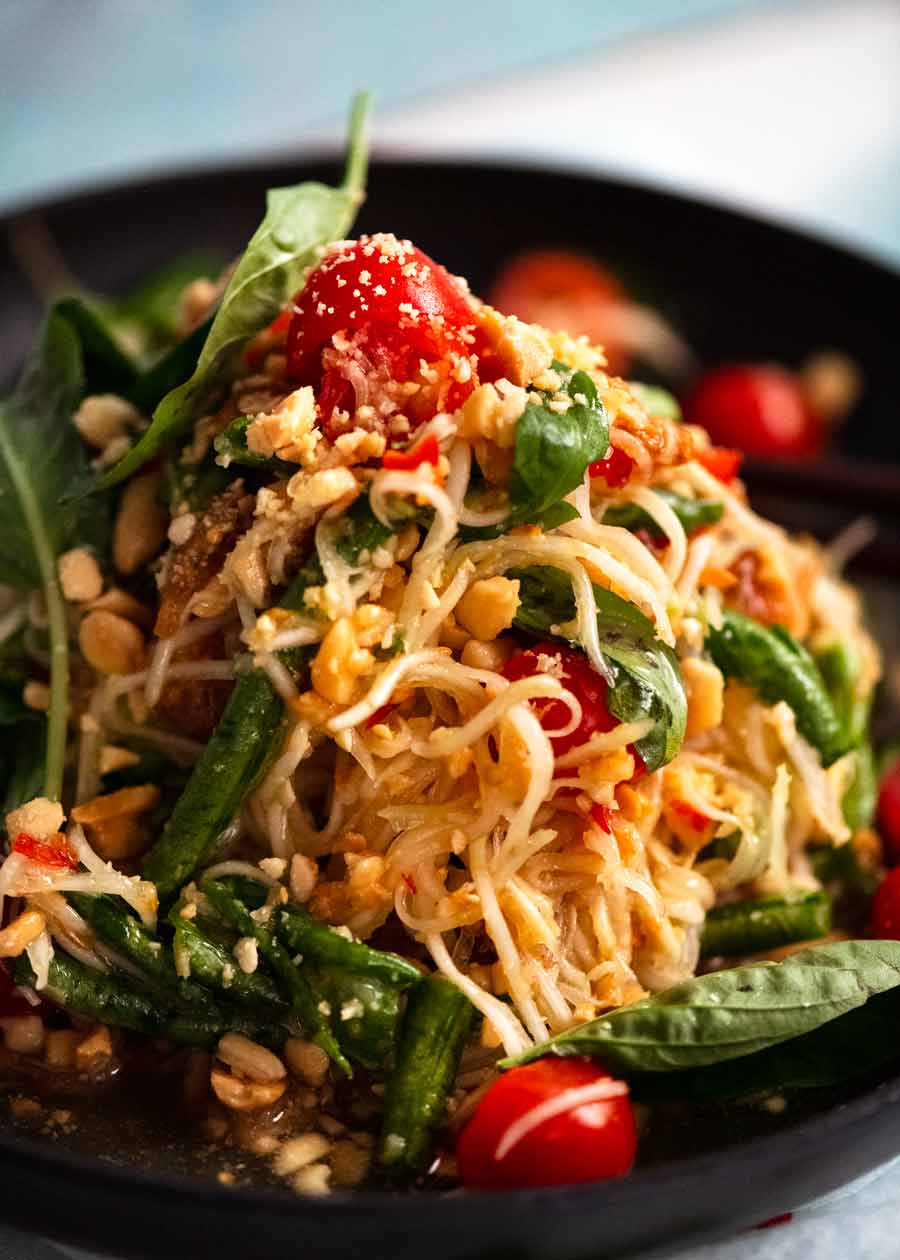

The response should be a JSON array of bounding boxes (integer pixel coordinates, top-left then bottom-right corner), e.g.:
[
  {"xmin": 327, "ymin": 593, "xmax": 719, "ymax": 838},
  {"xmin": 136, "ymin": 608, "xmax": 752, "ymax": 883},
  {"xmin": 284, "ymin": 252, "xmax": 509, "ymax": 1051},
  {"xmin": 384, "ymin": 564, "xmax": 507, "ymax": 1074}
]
[{"xmin": 2, "ymin": 96, "xmax": 900, "ymax": 1196}]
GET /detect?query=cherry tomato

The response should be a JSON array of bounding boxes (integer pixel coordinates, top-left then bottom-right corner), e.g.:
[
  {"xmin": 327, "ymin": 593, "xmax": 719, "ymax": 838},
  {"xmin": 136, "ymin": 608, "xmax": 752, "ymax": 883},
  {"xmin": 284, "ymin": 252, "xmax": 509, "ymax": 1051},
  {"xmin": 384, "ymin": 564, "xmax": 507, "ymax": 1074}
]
[
  {"xmin": 12, "ymin": 832, "xmax": 77, "ymax": 871},
  {"xmin": 286, "ymin": 234, "xmax": 475, "ymax": 387},
  {"xmin": 488, "ymin": 249, "xmax": 631, "ymax": 375},
  {"xmin": 457, "ymin": 1056, "xmax": 636, "ymax": 1190},
  {"xmin": 683, "ymin": 365, "xmax": 823, "ymax": 459},
  {"xmin": 589, "ymin": 444, "xmax": 634, "ymax": 488},
  {"xmin": 503, "ymin": 642, "xmax": 617, "ymax": 756},
  {"xmin": 872, "ymin": 866, "xmax": 900, "ymax": 939},
  {"xmin": 877, "ymin": 759, "xmax": 900, "ymax": 865},
  {"xmin": 696, "ymin": 446, "xmax": 743, "ymax": 484}
]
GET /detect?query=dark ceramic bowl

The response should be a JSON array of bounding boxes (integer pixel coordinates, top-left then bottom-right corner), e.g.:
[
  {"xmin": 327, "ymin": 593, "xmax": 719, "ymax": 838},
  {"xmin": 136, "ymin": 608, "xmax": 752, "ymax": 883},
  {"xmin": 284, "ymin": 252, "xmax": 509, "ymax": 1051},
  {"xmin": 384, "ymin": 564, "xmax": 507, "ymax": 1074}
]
[{"xmin": 1, "ymin": 157, "xmax": 900, "ymax": 1260}]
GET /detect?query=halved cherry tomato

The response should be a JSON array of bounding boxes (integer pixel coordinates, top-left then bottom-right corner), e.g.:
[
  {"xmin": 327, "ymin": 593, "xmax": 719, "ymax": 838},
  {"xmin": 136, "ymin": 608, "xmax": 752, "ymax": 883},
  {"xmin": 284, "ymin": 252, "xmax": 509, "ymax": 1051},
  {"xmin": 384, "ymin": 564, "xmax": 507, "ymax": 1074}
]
[
  {"xmin": 12, "ymin": 832, "xmax": 77, "ymax": 871},
  {"xmin": 286, "ymin": 234, "xmax": 475, "ymax": 387},
  {"xmin": 488, "ymin": 249, "xmax": 631, "ymax": 375},
  {"xmin": 457, "ymin": 1056, "xmax": 636, "ymax": 1190},
  {"xmin": 503, "ymin": 642, "xmax": 617, "ymax": 757},
  {"xmin": 696, "ymin": 446, "xmax": 743, "ymax": 484},
  {"xmin": 381, "ymin": 432, "xmax": 440, "ymax": 471},
  {"xmin": 588, "ymin": 444, "xmax": 634, "ymax": 488},
  {"xmin": 872, "ymin": 866, "xmax": 900, "ymax": 939},
  {"xmin": 877, "ymin": 759, "xmax": 900, "ymax": 866},
  {"xmin": 683, "ymin": 365, "xmax": 823, "ymax": 459}
]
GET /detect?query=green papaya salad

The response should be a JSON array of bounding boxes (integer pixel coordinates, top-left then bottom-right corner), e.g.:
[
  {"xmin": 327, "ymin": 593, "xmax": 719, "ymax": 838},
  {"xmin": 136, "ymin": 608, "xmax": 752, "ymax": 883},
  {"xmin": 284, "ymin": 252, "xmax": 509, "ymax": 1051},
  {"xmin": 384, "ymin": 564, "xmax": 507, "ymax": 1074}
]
[{"xmin": 2, "ymin": 95, "xmax": 900, "ymax": 1195}]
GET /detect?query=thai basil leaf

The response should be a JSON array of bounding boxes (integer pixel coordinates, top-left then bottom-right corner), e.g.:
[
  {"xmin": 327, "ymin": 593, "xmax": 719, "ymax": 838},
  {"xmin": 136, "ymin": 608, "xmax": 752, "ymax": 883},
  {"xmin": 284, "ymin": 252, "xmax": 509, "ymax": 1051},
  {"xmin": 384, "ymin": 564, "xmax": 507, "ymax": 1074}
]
[
  {"xmin": 0, "ymin": 310, "xmax": 104, "ymax": 797},
  {"xmin": 127, "ymin": 314, "xmax": 215, "ymax": 415},
  {"xmin": 706, "ymin": 611, "xmax": 847, "ymax": 766},
  {"xmin": 98, "ymin": 92, "xmax": 371, "ymax": 488},
  {"xmin": 54, "ymin": 298, "xmax": 138, "ymax": 396},
  {"xmin": 461, "ymin": 368, "xmax": 608, "ymax": 541},
  {"xmin": 504, "ymin": 939, "xmax": 900, "ymax": 1074},
  {"xmin": 512, "ymin": 565, "xmax": 686, "ymax": 771},
  {"xmin": 632, "ymin": 988, "xmax": 900, "ymax": 1103},
  {"xmin": 280, "ymin": 494, "xmax": 398, "ymax": 613},
  {"xmin": 112, "ymin": 250, "xmax": 223, "ymax": 343},
  {"xmin": 2, "ymin": 715, "xmax": 46, "ymax": 816},
  {"xmin": 602, "ymin": 489, "xmax": 723, "ymax": 540}
]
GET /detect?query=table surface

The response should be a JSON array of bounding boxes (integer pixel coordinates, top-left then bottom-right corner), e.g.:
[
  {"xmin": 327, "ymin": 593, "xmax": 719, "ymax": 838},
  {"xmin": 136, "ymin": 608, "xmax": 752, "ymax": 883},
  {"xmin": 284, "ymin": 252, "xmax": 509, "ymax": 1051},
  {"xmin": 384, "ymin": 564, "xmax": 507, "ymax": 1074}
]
[{"xmin": 2, "ymin": 1, "xmax": 899, "ymax": 1255}]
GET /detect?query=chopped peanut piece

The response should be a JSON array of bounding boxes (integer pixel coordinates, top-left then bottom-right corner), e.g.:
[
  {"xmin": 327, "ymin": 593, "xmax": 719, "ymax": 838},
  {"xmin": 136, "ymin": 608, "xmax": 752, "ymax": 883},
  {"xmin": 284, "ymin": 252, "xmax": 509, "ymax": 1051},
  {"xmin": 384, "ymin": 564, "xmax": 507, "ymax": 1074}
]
[
  {"xmin": 310, "ymin": 605, "xmax": 393, "ymax": 705},
  {"xmin": 476, "ymin": 305, "xmax": 553, "ymax": 386},
  {"xmin": 0, "ymin": 1016, "xmax": 45, "ymax": 1055},
  {"xmin": 457, "ymin": 380, "xmax": 527, "ymax": 447},
  {"xmin": 22, "ymin": 681, "xmax": 50, "ymax": 712},
  {"xmin": 76, "ymin": 1025, "xmax": 114, "ymax": 1069},
  {"xmin": 71, "ymin": 784, "xmax": 160, "ymax": 861},
  {"xmin": 216, "ymin": 1033, "xmax": 285, "ymax": 1083},
  {"xmin": 682, "ymin": 657, "xmax": 725, "ymax": 738},
  {"xmin": 6, "ymin": 797, "xmax": 64, "ymax": 841},
  {"xmin": 57, "ymin": 548, "xmax": 103, "ymax": 602},
  {"xmin": 112, "ymin": 470, "xmax": 168, "ymax": 576},
  {"xmin": 0, "ymin": 910, "xmax": 46, "ymax": 958},
  {"xmin": 283, "ymin": 1038, "xmax": 329, "ymax": 1086},
  {"xmin": 78, "ymin": 610, "xmax": 145, "ymax": 676},
  {"xmin": 455, "ymin": 577, "xmax": 520, "ymax": 641},
  {"xmin": 210, "ymin": 1067, "xmax": 286, "ymax": 1111},
  {"xmin": 245, "ymin": 386, "xmax": 321, "ymax": 467},
  {"xmin": 44, "ymin": 1030, "xmax": 81, "ymax": 1069},
  {"xmin": 73, "ymin": 394, "xmax": 141, "ymax": 449}
]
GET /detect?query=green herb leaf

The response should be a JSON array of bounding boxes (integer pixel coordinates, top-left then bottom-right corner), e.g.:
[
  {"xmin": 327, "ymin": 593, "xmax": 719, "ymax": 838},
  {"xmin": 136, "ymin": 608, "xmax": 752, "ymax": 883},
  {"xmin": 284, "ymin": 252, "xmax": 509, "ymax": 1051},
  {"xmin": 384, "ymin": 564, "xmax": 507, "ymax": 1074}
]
[
  {"xmin": 706, "ymin": 610, "xmax": 847, "ymax": 766},
  {"xmin": 512, "ymin": 564, "xmax": 686, "ymax": 771},
  {"xmin": 98, "ymin": 93, "xmax": 371, "ymax": 488},
  {"xmin": 213, "ymin": 416, "xmax": 294, "ymax": 473},
  {"xmin": 461, "ymin": 368, "xmax": 608, "ymax": 541},
  {"xmin": 126, "ymin": 314, "xmax": 215, "ymax": 416},
  {"xmin": 0, "ymin": 309, "xmax": 101, "ymax": 798},
  {"xmin": 504, "ymin": 939, "xmax": 900, "ymax": 1074},
  {"xmin": 602, "ymin": 488, "xmax": 723, "ymax": 540},
  {"xmin": 54, "ymin": 298, "xmax": 138, "ymax": 396},
  {"xmin": 112, "ymin": 251, "xmax": 223, "ymax": 344}
]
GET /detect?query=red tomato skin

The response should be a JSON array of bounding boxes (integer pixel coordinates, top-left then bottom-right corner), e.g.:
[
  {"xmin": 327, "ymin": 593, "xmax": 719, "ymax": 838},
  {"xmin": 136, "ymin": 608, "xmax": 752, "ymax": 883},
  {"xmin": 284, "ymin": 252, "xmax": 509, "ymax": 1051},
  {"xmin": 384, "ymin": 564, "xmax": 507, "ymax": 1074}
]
[
  {"xmin": 683, "ymin": 365, "xmax": 822, "ymax": 459},
  {"xmin": 286, "ymin": 234, "xmax": 475, "ymax": 385},
  {"xmin": 872, "ymin": 867, "xmax": 900, "ymax": 938},
  {"xmin": 878, "ymin": 761, "xmax": 900, "ymax": 866},
  {"xmin": 503, "ymin": 642, "xmax": 616, "ymax": 756},
  {"xmin": 457, "ymin": 1057, "xmax": 636, "ymax": 1190},
  {"xmin": 381, "ymin": 432, "xmax": 440, "ymax": 471}
]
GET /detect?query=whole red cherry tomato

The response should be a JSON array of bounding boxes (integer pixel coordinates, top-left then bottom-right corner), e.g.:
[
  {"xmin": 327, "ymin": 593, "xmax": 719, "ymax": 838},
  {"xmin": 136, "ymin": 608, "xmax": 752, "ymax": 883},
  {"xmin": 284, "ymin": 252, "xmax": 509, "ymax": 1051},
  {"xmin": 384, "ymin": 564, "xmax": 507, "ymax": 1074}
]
[
  {"xmin": 682, "ymin": 365, "xmax": 822, "ymax": 459},
  {"xmin": 503, "ymin": 642, "xmax": 617, "ymax": 757},
  {"xmin": 488, "ymin": 249, "xmax": 631, "ymax": 375},
  {"xmin": 872, "ymin": 866, "xmax": 900, "ymax": 938},
  {"xmin": 877, "ymin": 759, "xmax": 900, "ymax": 866},
  {"xmin": 457, "ymin": 1056, "xmax": 637, "ymax": 1190},
  {"xmin": 286, "ymin": 233, "xmax": 475, "ymax": 388}
]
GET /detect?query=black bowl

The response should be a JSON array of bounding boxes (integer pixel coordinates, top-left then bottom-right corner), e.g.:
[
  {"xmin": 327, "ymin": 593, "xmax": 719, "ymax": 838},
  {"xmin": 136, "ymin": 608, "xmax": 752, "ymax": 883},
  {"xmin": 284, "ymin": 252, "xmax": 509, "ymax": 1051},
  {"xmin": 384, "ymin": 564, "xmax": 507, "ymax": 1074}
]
[{"xmin": 2, "ymin": 157, "xmax": 900, "ymax": 1259}]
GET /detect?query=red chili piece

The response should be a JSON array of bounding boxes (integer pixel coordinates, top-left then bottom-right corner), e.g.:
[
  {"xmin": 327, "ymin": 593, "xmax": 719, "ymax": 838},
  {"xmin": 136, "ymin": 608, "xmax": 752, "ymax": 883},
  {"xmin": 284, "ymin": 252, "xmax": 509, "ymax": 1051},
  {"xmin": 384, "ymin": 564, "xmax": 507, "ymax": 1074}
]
[
  {"xmin": 12, "ymin": 833, "xmax": 77, "ymax": 871},
  {"xmin": 382, "ymin": 432, "xmax": 440, "ymax": 471},
  {"xmin": 457, "ymin": 1056, "xmax": 637, "ymax": 1190}
]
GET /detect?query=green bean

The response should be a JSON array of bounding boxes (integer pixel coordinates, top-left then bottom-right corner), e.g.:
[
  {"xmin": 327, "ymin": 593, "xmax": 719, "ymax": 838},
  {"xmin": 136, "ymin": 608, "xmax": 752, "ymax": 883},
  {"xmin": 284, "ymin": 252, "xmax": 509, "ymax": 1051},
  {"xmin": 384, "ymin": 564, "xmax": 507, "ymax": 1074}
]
[
  {"xmin": 705, "ymin": 611, "xmax": 847, "ymax": 765},
  {"xmin": 810, "ymin": 842, "xmax": 878, "ymax": 898},
  {"xmin": 700, "ymin": 891, "xmax": 832, "ymax": 958},
  {"xmin": 310, "ymin": 966, "xmax": 403, "ymax": 1070},
  {"xmin": 602, "ymin": 489, "xmax": 723, "ymax": 539},
  {"xmin": 814, "ymin": 642, "xmax": 869, "ymax": 747},
  {"xmin": 376, "ymin": 976, "xmax": 475, "ymax": 1180},
  {"xmin": 142, "ymin": 669, "xmax": 286, "ymax": 898},
  {"xmin": 201, "ymin": 878, "xmax": 350, "ymax": 1075},
  {"xmin": 68, "ymin": 893, "xmax": 179, "ymax": 990},
  {"xmin": 170, "ymin": 907, "xmax": 288, "ymax": 1013},
  {"xmin": 697, "ymin": 830, "xmax": 742, "ymax": 863},
  {"xmin": 272, "ymin": 903, "xmax": 422, "ymax": 989},
  {"xmin": 14, "ymin": 952, "xmax": 163, "ymax": 1036},
  {"xmin": 843, "ymin": 741, "xmax": 877, "ymax": 831}
]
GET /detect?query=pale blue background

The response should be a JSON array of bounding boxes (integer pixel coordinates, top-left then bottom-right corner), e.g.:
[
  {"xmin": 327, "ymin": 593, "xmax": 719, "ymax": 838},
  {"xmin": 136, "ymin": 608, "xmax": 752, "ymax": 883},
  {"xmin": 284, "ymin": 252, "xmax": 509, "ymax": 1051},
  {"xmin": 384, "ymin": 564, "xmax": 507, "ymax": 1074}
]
[{"xmin": 1, "ymin": 2, "xmax": 899, "ymax": 1257}]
